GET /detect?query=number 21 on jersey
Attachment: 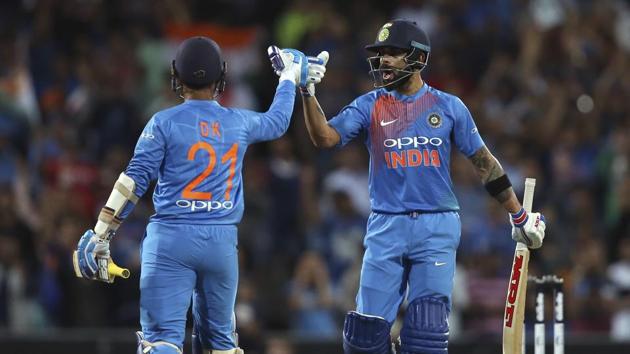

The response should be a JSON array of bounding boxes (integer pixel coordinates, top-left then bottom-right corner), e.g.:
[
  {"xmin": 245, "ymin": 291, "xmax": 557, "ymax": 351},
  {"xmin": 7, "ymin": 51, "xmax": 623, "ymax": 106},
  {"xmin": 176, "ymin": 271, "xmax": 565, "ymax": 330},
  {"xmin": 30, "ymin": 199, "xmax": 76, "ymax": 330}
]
[{"xmin": 182, "ymin": 121, "xmax": 238, "ymax": 201}]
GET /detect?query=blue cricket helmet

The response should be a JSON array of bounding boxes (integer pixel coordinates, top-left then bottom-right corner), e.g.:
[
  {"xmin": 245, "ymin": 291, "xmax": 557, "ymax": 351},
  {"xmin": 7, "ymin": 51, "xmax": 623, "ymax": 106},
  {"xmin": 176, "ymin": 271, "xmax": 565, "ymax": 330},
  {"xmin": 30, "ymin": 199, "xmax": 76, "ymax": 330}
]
[
  {"xmin": 365, "ymin": 19, "xmax": 431, "ymax": 58},
  {"xmin": 365, "ymin": 19, "xmax": 431, "ymax": 90}
]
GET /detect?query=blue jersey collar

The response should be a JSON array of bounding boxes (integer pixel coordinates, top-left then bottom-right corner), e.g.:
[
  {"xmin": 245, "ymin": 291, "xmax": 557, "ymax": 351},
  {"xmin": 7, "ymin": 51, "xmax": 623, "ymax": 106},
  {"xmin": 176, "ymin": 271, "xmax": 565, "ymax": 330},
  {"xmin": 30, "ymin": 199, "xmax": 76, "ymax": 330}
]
[
  {"xmin": 184, "ymin": 99, "xmax": 220, "ymax": 106},
  {"xmin": 387, "ymin": 82, "xmax": 429, "ymax": 101}
]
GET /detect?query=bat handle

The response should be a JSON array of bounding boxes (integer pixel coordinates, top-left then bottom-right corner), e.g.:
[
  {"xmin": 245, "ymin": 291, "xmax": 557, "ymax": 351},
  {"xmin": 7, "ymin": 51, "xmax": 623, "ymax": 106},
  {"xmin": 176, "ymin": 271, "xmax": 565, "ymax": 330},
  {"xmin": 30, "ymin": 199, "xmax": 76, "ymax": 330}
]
[
  {"xmin": 523, "ymin": 178, "xmax": 536, "ymax": 213},
  {"xmin": 108, "ymin": 260, "xmax": 130, "ymax": 279},
  {"xmin": 516, "ymin": 242, "xmax": 529, "ymax": 251}
]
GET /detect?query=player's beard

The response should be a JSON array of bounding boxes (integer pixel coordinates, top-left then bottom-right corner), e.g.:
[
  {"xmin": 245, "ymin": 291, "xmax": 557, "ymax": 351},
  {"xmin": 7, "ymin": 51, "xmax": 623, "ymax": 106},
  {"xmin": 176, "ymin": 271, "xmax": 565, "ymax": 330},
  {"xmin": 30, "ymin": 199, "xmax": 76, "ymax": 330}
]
[
  {"xmin": 381, "ymin": 69, "xmax": 413, "ymax": 91},
  {"xmin": 370, "ymin": 66, "xmax": 414, "ymax": 91}
]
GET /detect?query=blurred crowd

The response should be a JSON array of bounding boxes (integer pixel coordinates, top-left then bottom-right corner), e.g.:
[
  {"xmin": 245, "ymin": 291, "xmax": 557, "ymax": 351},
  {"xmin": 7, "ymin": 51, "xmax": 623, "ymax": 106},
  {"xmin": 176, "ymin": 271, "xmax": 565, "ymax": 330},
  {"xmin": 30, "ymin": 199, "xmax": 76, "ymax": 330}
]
[{"xmin": 0, "ymin": 0, "xmax": 628, "ymax": 352}]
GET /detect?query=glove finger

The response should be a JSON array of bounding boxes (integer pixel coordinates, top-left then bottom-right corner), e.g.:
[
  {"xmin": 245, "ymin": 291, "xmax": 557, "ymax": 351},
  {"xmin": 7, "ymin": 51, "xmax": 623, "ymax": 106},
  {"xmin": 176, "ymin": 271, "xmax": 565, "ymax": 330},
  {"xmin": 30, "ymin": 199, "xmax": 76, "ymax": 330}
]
[
  {"xmin": 308, "ymin": 64, "xmax": 326, "ymax": 74},
  {"xmin": 307, "ymin": 77, "xmax": 322, "ymax": 84},
  {"xmin": 77, "ymin": 230, "xmax": 95, "ymax": 247},
  {"xmin": 307, "ymin": 72, "xmax": 324, "ymax": 81},
  {"xmin": 308, "ymin": 72, "xmax": 324, "ymax": 79},
  {"xmin": 317, "ymin": 51, "xmax": 330, "ymax": 65},
  {"xmin": 307, "ymin": 56, "xmax": 324, "ymax": 65}
]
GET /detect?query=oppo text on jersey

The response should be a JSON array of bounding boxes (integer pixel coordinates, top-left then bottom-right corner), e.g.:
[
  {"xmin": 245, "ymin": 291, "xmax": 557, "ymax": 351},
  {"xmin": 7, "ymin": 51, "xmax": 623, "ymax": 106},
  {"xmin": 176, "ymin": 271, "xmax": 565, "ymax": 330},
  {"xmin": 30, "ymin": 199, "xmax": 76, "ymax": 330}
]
[
  {"xmin": 383, "ymin": 136, "xmax": 443, "ymax": 149},
  {"xmin": 176, "ymin": 199, "xmax": 234, "ymax": 212}
]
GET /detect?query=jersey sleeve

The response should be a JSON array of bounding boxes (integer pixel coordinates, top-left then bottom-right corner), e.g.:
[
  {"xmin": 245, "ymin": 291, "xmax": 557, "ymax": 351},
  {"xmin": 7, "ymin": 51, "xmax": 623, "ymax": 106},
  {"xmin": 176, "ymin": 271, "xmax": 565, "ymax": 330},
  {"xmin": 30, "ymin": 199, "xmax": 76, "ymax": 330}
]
[
  {"xmin": 245, "ymin": 80, "xmax": 296, "ymax": 143},
  {"xmin": 328, "ymin": 95, "xmax": 371, "ymax": 147},
  {"xmin": 451, "ymin": 97, "xmax": 485, "ymax": 157},
  {"xmin": 124, "ymin": 115, "xmax": 167, "ymax": 200}
]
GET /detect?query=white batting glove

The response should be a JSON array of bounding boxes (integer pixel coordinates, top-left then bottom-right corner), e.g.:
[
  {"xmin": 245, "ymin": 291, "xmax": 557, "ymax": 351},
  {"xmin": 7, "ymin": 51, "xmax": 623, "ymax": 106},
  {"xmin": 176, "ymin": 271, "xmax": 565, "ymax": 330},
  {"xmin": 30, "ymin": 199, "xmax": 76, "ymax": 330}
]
[
  {"xmin": 301, "ymin": 51, "xmax": 329, "ymax": 97},
  {"xmin": 510, "ymin": 208, "xmax": 546, "ymax": 249},
  {"xmin": 267, "ymin": 46, "xmax": 308, "ymax": 85}
]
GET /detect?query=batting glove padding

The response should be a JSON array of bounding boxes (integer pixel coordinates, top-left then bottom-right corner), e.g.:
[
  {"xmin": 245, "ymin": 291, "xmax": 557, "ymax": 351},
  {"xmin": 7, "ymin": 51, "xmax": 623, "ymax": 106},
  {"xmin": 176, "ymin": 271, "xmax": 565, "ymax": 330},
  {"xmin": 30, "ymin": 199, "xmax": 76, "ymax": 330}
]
[
  {"xmin": 267, "ymin": 46, "xmax": 308, "ymax": 86},
  {"xmin": 510, "ymin": 208, "xmax": 546, "ymax": 249},
  {"xmin": 73, "ymin": 229, "xmax": 111, "ymax": 280}
]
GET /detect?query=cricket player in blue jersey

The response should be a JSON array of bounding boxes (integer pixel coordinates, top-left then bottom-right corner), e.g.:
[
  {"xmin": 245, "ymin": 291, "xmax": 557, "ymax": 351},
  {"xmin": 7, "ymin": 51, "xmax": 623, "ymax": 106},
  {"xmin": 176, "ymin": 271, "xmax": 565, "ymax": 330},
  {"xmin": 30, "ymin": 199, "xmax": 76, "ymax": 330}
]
[
  {"xmin": 72, "ymin": 37, "xmax": 315, "ymax": 354},
  {"xmin": 298, "ymin": 20, "xmax": 547, "ymax": 353}
]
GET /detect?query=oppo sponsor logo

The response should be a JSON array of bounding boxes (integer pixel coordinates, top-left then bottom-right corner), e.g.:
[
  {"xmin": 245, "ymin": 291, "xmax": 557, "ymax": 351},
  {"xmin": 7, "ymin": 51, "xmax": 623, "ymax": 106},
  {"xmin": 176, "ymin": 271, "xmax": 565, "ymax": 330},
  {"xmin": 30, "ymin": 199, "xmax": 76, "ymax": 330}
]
[
  {"xmin": 383, "ymin": 136, "xmax": 443, "ymax": 149},
  {"xmin": 176, "ymin": 199, "xmax": 234, "ymax": 212}
]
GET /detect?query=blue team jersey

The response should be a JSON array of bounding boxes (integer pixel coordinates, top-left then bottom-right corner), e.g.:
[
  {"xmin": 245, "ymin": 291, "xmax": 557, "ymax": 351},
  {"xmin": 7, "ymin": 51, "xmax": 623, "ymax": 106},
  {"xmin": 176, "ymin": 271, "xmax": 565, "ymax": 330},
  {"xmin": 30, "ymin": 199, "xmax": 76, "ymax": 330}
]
[
  {"xmin": 328, "ymin": 84, "xmax": 484, "ymax": 213},
  {"xmin": 122, "ymin": 80, "xmax": 296, "ymax": 225}
]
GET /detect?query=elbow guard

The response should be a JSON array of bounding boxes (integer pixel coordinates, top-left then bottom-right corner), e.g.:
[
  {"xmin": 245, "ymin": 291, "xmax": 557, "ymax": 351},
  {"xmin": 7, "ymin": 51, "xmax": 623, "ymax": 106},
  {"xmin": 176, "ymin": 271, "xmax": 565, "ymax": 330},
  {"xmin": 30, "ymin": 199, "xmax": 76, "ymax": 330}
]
[{"xmin": 94, "ymin": 173, "xmax": 138, "ymax": 240}]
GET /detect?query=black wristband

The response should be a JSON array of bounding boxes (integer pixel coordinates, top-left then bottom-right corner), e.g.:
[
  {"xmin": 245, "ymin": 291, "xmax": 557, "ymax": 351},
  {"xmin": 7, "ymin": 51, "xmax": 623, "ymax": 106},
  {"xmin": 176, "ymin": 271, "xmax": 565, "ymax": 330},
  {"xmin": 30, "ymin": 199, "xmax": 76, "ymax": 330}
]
[{"xmin": 484, "ymin": 174, "xmax": 512, "ymax": 197}]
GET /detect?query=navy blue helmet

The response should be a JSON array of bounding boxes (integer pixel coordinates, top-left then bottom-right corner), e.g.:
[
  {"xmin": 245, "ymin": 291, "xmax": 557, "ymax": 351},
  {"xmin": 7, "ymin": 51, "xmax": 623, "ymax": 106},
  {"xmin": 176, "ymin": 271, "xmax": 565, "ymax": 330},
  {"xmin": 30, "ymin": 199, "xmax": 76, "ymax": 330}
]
[{"xmin": 171, "ymin": 36, "xmax": 227, "ymax": 95}]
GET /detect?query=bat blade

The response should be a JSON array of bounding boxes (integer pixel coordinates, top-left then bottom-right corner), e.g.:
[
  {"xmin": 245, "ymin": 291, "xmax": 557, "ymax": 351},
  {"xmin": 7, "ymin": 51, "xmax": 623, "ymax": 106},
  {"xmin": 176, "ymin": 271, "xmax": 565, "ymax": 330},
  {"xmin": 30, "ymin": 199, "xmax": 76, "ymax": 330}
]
[
  {"xmin": 502, "ymin": 243, "xmax": 530, "ymax": 354},
  {"xmin": 502, "ymin": 178, "xmax": 536, "ymax": 354}
]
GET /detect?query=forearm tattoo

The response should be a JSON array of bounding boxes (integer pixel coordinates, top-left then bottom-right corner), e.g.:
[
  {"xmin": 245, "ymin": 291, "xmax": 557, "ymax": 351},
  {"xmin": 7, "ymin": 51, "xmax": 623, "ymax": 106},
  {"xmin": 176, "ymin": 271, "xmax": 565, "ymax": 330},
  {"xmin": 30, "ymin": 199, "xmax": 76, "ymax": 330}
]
[{"xmin": 469, "ymin": 147, "xmax": 513, "ymax": 203}]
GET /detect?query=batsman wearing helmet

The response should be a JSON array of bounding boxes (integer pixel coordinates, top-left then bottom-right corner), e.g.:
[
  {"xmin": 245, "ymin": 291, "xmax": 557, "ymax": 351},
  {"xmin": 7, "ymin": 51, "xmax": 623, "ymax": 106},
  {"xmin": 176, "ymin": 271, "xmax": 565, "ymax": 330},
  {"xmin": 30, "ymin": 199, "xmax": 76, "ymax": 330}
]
[
  {"xmin": 298, "ymin": 20, "xmax": 547, "ymax": 353},
  {"xmin": 72, "ymin": 37, "xmax": 312, "ymax": 354}
]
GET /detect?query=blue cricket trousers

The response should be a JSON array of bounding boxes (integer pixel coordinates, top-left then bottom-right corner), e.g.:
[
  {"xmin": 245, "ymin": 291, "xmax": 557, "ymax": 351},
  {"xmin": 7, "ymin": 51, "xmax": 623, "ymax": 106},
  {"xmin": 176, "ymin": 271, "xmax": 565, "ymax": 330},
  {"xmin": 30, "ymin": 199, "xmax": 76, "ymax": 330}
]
[
  {"xmin": 140, "ymin": 221, "xmax": 238, "ymax": 350},
  {"xmin": 356, "ymin": 211, "xmax": 461, "ymax": 322}
]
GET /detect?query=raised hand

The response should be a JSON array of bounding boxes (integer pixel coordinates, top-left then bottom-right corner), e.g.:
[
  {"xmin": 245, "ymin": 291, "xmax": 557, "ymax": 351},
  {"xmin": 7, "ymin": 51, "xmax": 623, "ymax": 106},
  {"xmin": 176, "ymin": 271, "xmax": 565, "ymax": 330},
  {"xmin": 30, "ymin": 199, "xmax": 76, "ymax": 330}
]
[
  {"xmin": 302, "ymin": 51, "xmax": 329, "ymax": 96},
  {"xmin": 267, "ymin": 46, "xmax": 308, "ymax": 86}
]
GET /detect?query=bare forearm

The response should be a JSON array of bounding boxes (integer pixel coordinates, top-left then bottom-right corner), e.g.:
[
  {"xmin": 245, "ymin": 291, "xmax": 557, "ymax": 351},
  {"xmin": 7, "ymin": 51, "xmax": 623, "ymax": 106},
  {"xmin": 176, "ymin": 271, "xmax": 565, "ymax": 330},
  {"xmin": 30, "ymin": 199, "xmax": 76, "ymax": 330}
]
[
  {"xmin": 302, "ymin": 95, "xmax": 340, "ymax": 148},
  {"xmin": 469, "ymin": 146, "xmax": 521, "ymax": 213}
]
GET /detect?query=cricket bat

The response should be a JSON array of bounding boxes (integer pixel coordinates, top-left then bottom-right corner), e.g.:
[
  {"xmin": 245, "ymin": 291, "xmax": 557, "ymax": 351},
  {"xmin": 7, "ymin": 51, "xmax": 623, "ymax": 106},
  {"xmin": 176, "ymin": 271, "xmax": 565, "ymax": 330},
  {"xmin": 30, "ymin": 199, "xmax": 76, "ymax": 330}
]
[{"xmin": 502, "ymin": 178, "xmax": 536, "ymax": 354}]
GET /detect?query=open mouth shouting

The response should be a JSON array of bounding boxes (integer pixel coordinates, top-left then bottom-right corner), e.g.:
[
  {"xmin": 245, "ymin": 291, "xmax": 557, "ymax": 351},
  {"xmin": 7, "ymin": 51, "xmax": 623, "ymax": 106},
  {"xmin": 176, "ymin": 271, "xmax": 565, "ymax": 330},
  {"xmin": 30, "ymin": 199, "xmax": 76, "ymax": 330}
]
[{"xmin": 382, "ymin": 69, "xmax": 395, "ymax": 81}]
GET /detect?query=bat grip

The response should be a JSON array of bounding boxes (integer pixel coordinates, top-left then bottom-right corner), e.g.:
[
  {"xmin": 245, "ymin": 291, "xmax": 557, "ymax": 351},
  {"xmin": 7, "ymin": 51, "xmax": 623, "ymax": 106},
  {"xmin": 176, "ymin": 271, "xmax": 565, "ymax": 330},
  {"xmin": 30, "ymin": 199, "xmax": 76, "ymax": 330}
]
[{"xmin": 109, "ymin": 261, "xmax": 131, "ymax": 279}]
